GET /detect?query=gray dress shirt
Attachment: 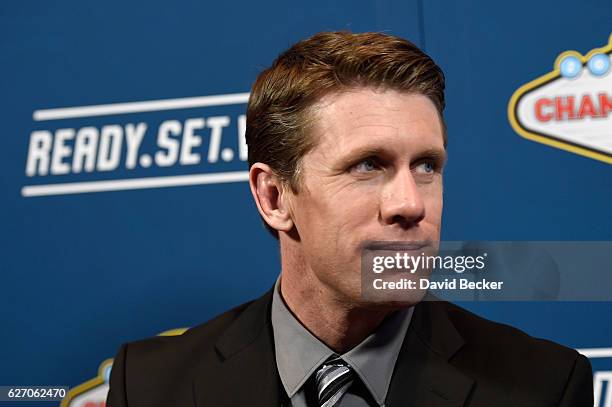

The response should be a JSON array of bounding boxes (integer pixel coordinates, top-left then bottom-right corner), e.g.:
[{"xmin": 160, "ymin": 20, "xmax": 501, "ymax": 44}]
[{"xmin": 271, "ymin": 277, "xmax": 413, "ymax": 407}]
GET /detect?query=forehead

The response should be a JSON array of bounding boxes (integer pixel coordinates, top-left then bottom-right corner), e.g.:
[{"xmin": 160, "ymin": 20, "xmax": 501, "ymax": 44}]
[{"xmin": 309, "ymin": 88, "xmax": 445, "ymax": 158}]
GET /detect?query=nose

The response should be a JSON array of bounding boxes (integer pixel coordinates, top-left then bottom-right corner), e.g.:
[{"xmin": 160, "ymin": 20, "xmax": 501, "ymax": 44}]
[{"xmin": 379, "ymin": 168, "xmax": 425, "ymax": 228}]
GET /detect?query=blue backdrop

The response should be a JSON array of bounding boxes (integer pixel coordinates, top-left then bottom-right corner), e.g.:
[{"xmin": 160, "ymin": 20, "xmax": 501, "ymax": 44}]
[{"xmin": 1, "ymin": 1, "xmax": 610, "ymax": 405}]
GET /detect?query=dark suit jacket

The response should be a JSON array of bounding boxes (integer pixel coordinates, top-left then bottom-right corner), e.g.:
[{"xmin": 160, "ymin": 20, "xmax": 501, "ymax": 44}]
[{"xmin": 106, "ymin": 288, "xmax": 593, "ymax": 406}]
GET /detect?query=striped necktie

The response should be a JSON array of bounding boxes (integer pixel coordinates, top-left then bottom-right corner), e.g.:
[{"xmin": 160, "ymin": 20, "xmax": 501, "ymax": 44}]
[{"xmin": 314, "ymin": 357, "xmax": 355, "ymax": 407}]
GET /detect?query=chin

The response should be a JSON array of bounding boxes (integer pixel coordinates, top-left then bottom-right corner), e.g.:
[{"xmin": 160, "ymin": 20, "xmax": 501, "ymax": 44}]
[{"xmin": 347, "ymin": 290, "xmax": 427, "ymax": 311}]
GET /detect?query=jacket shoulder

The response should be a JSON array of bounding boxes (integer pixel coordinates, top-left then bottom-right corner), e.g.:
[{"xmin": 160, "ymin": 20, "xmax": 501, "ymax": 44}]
[
  {"xmin": 106, "ymin": 299, "xmax": 257, "ymax": 407},
  {"xmin": 444, "ymin": 301, "xmax": 579, "ymax": 361},
  {"xmin": 126, "ymin": 298, "xmax": 254, "ymax": 363},
  {"xmin": 440, "ymin": 301, "xmax": 592, "ymax": 404}
]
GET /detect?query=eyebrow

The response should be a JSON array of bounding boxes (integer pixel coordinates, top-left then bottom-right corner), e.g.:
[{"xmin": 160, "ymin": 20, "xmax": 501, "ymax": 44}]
[
  {"xmin": 414, "ymin": 148, "xmax": 448, "ymax": 164},
  {"xmin": 341, "ymin": 145, "xmax": 447, "ymax": 165},
  {"xmin": 343, "ymin": 146, "xmax": 389, "ymax": 160}
]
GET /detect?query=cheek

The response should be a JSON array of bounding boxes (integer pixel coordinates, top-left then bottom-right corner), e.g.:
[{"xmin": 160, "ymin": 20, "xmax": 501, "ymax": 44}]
[
  {"xmin": 334, "ymin": 185, "xmax": 380, "ymax": 227},
  {"xmin": 293, "ymin": 192, "xmax": 340, "ymax": 249},
  {"xmin": 423, "ymin": 185, "xmax": 444, "ymax": 225},
  {"xmin": 298, "ymin": 187, "xmax": 377, "ymax": 259}
]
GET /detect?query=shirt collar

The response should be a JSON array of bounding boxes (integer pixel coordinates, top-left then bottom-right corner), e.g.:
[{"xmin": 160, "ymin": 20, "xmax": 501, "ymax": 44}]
[{"xmin": 271, "ymin": 276, "xmax": 413, "ymax": 405}]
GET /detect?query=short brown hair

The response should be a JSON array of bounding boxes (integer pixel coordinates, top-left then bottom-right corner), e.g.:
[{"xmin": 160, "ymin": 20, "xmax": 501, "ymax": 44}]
[{"xmin": 246, "ymin": 31, "xmax": 446, "ymax": 238}]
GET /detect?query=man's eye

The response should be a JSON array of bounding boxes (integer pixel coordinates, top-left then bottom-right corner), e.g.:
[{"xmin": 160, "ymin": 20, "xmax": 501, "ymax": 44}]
[
  {"xmin": 353, "ymin": 159, "xmax": 379, "ymax": 173},
  {"xmin": 415, "ymin": 161, "xmax": 436, "ymax": 174}
]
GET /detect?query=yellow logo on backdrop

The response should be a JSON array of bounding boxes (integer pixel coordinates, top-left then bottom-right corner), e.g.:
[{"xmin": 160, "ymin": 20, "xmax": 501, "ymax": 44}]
[{"xmin": 508, "ymin": 34, "xmax": 612, "ymax": 164}]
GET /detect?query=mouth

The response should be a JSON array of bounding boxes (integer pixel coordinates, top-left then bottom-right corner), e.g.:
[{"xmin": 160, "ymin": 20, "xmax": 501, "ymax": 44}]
[{"xmin": 361, "ymin": 240, "xmax": 433, "ymax": 251}]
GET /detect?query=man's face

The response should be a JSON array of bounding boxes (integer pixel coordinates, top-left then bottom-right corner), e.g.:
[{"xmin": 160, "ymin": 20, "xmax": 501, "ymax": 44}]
[{"xmin": 285, "ymin": 87, "xmax": 446, "ymax": 305}]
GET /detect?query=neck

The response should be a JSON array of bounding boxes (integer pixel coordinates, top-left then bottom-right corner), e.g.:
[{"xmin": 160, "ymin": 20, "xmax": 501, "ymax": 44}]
[{"xmin": 278, "ymin": 237, "xmax": 396, "ymax": 353}]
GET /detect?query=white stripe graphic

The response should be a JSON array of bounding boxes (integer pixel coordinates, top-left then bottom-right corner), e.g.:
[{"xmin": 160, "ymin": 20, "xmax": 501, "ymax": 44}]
[
  {"xmin": 33, "ymin": 92, "xmax": 250, "ymax": 121},
  {"xmin": 21, "ymin": 171, "xmax": 249, "ymax": 197},
  {"xmin": 577, "ymin": 348, "xmax": 612, "ymax": 358}
]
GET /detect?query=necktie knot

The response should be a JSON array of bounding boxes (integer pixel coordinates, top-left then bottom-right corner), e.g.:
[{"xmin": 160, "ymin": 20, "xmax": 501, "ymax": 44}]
[{"xmin": 314, "ymin": 357, "xmax": 355, "ymax": 407}]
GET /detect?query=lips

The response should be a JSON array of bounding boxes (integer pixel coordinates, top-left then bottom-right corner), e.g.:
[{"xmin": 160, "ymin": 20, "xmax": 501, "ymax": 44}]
[{"xmin": 361, "ymin": 240, "xmax": 433, "ymax": 251}]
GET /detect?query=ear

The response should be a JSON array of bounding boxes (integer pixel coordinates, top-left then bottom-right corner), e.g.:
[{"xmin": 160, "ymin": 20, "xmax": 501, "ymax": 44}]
[{"xmin": 248, "ymin": 163, "xmax": 294, "ymax": 233}]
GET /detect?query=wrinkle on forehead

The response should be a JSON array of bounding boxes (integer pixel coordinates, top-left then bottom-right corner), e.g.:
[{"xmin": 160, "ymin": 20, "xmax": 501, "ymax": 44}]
[{"xmin": 306, "ymin": 88, "xmax": 444, "ymax": 166}]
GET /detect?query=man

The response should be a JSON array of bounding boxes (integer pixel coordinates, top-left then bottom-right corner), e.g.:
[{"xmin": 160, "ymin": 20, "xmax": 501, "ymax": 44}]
[{"xmin": 107, "ymin": 32, "xmax": 593, "ymax": 406}]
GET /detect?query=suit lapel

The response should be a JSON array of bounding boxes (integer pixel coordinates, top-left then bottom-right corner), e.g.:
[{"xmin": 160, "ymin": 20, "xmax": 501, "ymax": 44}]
[
  {"xmin": 386, "ymin": 300, "xmax": 475, "ymax": 407},
  {"xmin": 193, "ymin": 288, "xmax": 288, "ymax": 407},
  {"xmin": 193, "ymin": 290, "xmax": 474, "ymax": 406}
]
